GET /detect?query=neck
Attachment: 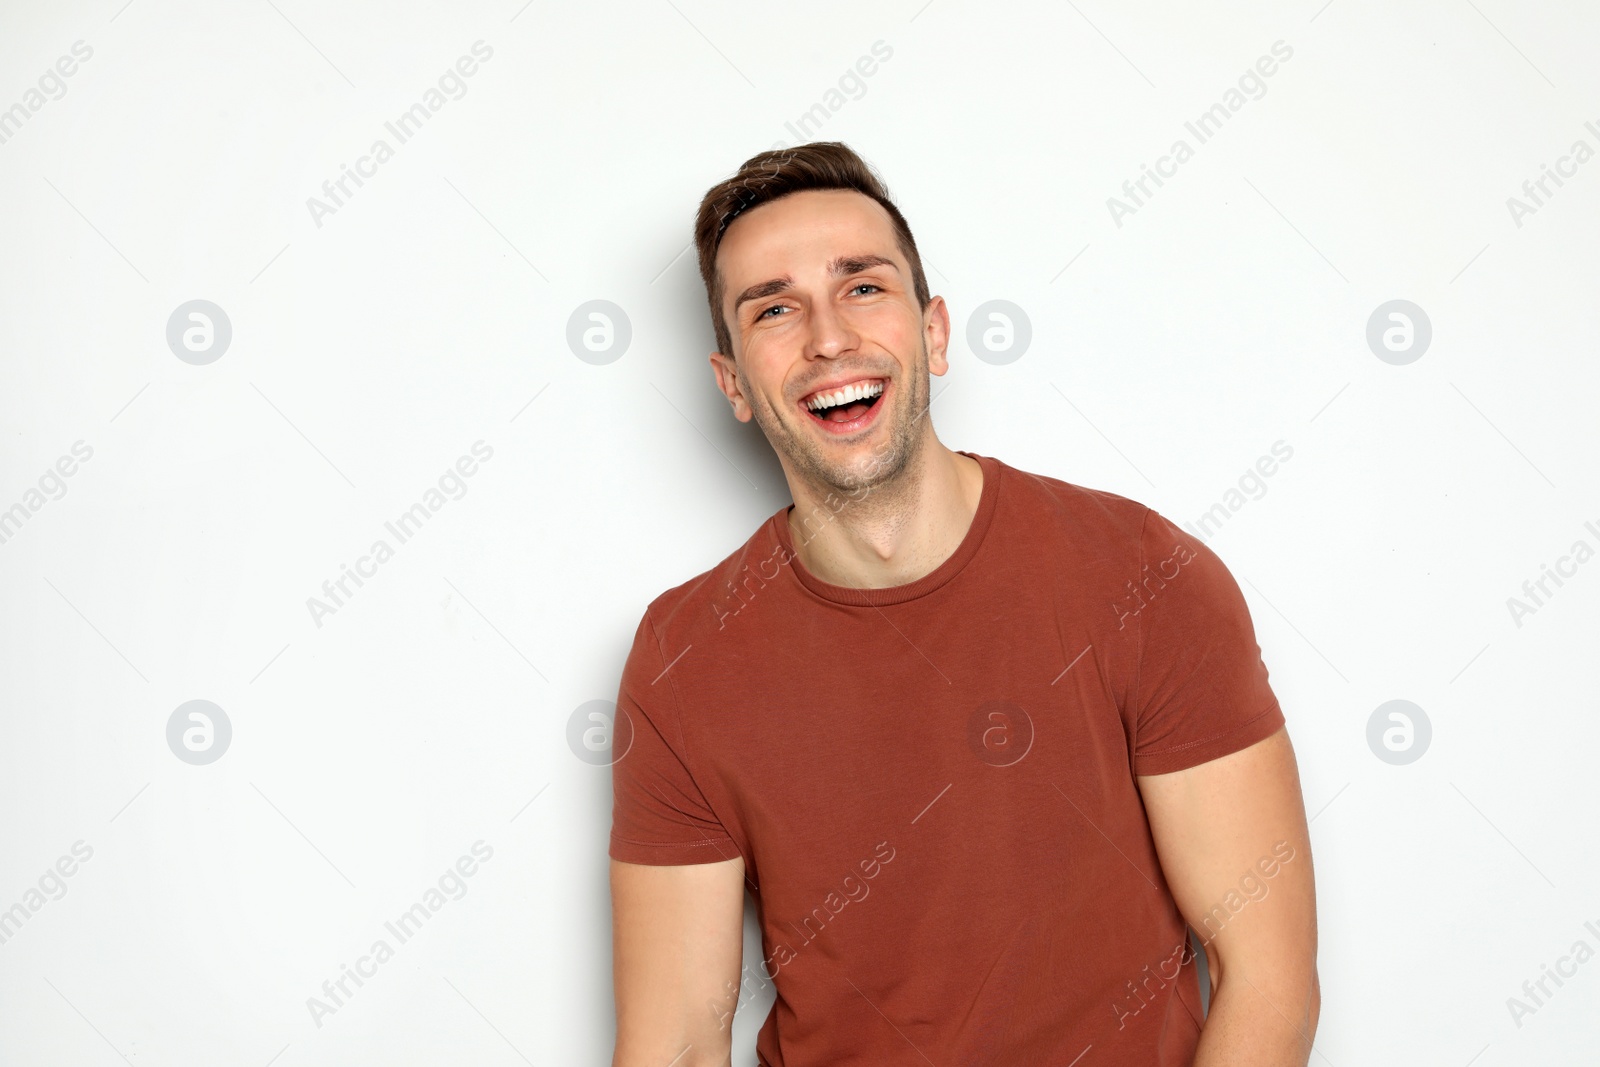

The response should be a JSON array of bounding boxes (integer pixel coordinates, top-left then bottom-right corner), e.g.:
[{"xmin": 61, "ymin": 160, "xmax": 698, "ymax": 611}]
[{"xmin": 785, "ymin": 439, "xmax": 983, "ymax": 589}]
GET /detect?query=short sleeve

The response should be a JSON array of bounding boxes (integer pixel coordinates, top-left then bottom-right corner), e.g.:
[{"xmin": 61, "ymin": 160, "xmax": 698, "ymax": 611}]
[
  {"xmin": 1127, "ymin": 509, "xmax": 1285, "ymax": 776},
  {"xmin": 608, "ymin": 608, "xmax": 740, "ymax": 865}
]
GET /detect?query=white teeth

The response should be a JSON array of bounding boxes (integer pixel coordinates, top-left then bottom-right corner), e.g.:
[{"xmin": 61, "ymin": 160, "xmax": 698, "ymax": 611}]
[{"xmin": 806, "ymin": 380, "xmax": 885, "ymax": 412}]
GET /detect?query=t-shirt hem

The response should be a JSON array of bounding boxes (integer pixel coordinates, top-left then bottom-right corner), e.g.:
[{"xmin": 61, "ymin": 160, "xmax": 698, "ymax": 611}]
[
  {"xmin": 1132, "ymin": 701, "xmax": 1285, "ymax": 777},
  {"xmin": 608, "ymin": 833, "xmax": 741, "ymax": 866}
]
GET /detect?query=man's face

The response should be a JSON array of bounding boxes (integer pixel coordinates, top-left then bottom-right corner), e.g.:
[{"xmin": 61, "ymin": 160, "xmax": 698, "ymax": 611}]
[{"xmin": 709, "ymin": 188, "xmax": 950, "ymax": 496}]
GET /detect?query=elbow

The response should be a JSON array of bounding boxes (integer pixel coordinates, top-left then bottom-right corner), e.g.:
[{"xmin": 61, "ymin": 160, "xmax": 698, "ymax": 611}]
[
  {"xmin": 1212, "ymin": 954, "xmax": 1320, "ymax": 1038},
  {"xmin": 1257, "ymin": 965, "xmax": 1322, "ymax": 1040}
]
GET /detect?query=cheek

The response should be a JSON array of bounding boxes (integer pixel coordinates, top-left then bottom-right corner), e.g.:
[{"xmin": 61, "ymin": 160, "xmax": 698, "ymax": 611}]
[
  {"xmin": 736, "ymin": 340, "xmax": 785, "ymax": 383},
  {"xmin": 854, "ymin": 304, "xmax": 919, "ymax": 348}
]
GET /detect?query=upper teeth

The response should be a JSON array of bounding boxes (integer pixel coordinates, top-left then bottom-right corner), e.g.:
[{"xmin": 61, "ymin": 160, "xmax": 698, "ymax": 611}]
[{"xmin": 806, "ymin": 380, "xmax": 884, "ymax": 411}]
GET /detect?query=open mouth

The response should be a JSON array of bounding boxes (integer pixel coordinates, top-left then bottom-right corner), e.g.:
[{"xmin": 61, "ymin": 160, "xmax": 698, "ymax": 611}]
[{"xmin": 800, "ymin": 378, "xmax": 887, "ymax": 431}]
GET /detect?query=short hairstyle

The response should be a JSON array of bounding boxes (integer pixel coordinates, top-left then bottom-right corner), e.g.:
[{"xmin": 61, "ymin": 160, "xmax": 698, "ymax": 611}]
[{"xmin": 693, "ymin": 142, "xmax": 931, "ymax": 360}]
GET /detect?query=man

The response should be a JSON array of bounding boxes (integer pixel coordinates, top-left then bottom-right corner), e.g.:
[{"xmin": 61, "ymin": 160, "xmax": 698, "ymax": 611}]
[{"xmin": 609, "ymin": 141, "xmax": 1319, "ymax": 1066}]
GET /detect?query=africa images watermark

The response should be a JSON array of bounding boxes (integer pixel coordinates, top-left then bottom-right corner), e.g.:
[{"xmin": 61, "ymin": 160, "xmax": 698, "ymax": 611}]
[
  {"xmin": 1504, "ymin": 517, "xmax": 1600, "ymax": 629},
  {"xmin": 764, "ymin": 40, "xmax": 893, "ymax": 151},
  {"xmin": 306, "ymin": 40, "xmax": 494, "ymax": 228},
  {"xmin": 1183, "ymin": 440, "xmax": 1294, "ymax": 544},
  {"xmin": 711, "ymin": 839, "xmax": 898, "ymax": 1031},
  {"xmin": 0, "ymin": 840, "xmax": 95, "ymax": 949},
  {"xmin": 1505, "ymin": 916, "xmax": 1600, "ymax": 1030},
  {"xmin": 0, "ymin": 440, "xmax": 94, "ymax": 548},
  {"xmin": 0, "ymin": 40, "xmax": 94, "ymax": 148},
  {"xmin": 306, "ymin": 840, "xmax": 494, "ymax": 1028},
  {"xmin": 1111, "ymin": 840, "xmax": 1298, "ymax": 1030},
  {"xmin": 1107, "ymin": 40, "xmax": 1295, "ymax": 228},
  {"xmin": 709, "ymin": 430, "xmax": 905, "ymax": 629},
  {"xmin": 1504, "ymin": 117, "xmax": 1600, "ymax": 230},
  {"xmin": 1110, "ymin": 534, "xmax": 1199, "ymax": 631},
  {"xmin": 306, "ymin": 441, "xmax": 494, "ymax": 628},
  {"xmin": 1106, "ymin": 440, "xmax": 1294, "ymax": 630}
]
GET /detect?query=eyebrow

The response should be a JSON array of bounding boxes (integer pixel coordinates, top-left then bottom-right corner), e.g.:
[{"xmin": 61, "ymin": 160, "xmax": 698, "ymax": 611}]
[{"xmin": 731, "ymin": 254, "xmax": 900, "ymax": 316}]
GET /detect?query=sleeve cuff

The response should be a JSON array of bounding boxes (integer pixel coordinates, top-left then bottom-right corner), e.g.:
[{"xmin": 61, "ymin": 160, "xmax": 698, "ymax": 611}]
[
  {"xmin": 608, "ymin": 832, "xmax": 741, "ymax": 866},
  {"xmin": 1133, "ymin": 702, "xmax": 1286, "ymax": 777}
]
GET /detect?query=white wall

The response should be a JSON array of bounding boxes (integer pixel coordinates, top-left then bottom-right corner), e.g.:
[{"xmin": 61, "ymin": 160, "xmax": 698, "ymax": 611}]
[{"xmin": 1, "ymin": 1, "xmax": 1596, "ymax": 1063}]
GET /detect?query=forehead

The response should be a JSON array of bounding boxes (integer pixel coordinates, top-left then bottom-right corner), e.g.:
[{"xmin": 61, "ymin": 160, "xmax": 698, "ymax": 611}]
[{"xmin": 717, "ymin": 188, "xmax": 901, "ymax": 292}]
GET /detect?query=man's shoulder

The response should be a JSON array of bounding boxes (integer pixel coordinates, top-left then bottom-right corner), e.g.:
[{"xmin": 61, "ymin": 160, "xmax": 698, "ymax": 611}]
[
  {"xmin": 634, "ymin": 508, "xmax": 786, "ymax": 640},
  {"xmin": 992, "ymin": 453, "xmax": 1154, "ymax": 548}
]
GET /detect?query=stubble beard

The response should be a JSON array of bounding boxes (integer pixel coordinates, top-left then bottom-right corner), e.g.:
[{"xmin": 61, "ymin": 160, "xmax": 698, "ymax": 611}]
[{"xmin": 743, "ymin": 338, "xmax": 932, "ymax": 503}]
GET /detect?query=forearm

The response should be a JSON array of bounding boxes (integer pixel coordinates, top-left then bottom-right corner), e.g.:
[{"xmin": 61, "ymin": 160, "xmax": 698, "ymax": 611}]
[{"xmin": 1191, "ymin": 968, "xmax": 1320, "ymax": 1067}]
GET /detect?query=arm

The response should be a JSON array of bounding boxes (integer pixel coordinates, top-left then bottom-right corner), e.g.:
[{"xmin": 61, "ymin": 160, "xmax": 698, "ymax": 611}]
[
  {"xmin": 610, "ymin": 855, "xmax": 746, "ymax": 1067},
  {"xmin": 1136, "ymin": 726, "xmax": 1320, "ymax": 1066}
]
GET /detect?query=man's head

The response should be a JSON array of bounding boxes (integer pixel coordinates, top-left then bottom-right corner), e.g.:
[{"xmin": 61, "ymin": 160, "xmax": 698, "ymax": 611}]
[{"xmin": 694, "ymin": 143, "xmax": 951, "ymax": 496}]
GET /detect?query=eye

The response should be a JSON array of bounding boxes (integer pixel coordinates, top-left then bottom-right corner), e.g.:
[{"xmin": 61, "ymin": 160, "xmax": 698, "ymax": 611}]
[
  {"xmin": 851, "ymin": 283, "xmax": 882, "ymax": 295},
  {"xmin": 756, "ymin": 304, "xmax": 789, "ymax": 320}
]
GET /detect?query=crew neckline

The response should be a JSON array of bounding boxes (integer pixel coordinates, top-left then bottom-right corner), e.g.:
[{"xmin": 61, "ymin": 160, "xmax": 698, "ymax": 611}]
[{"xmin": 768, "ymin": 451, "xmax": 1001, "ymax": 607}]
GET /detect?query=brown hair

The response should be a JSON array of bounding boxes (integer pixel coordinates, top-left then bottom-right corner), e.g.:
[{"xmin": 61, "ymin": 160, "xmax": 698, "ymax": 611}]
[{"xmin": 693, "ymin": 142, "xmax": 931, "ymax": 360}]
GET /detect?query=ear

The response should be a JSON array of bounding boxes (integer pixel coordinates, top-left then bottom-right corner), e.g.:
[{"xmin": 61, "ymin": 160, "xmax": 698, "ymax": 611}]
[
  {"xmin": 924, "ymin": 295, "xmax": 953, "ymax": 377},
  {"xmin": 709, "ymin": 351, "xmax": 754, "ymax": 422}
]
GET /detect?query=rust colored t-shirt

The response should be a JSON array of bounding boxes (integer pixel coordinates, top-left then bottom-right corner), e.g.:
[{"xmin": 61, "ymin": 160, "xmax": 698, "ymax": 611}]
[{"xmin": 609, "ymin": 451, "xmax": 1284, "ymax": 1066}]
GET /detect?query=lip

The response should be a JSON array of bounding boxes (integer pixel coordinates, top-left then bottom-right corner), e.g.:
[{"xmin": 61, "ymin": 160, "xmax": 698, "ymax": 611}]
[{"xmin": 798, "ymin": 377, "xmax": 889, "ymax": 436}]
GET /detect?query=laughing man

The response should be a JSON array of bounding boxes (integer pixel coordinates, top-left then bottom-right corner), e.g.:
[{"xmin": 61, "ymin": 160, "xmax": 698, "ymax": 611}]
[{"xmin": 608, "ymin": 141, "xmax": 1320, "ymax": 1067}]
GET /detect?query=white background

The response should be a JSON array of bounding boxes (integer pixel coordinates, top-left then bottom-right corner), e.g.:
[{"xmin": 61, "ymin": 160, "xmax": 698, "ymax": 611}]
[{"xmin": 1, "ymin": 0, "xmax": 1597, "ymax": 1063}]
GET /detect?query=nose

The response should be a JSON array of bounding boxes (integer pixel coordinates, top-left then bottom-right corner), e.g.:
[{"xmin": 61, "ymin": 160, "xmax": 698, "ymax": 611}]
[{"xmin": 806, "ymin": 296, "xmax": 859, "ymax": 361}]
